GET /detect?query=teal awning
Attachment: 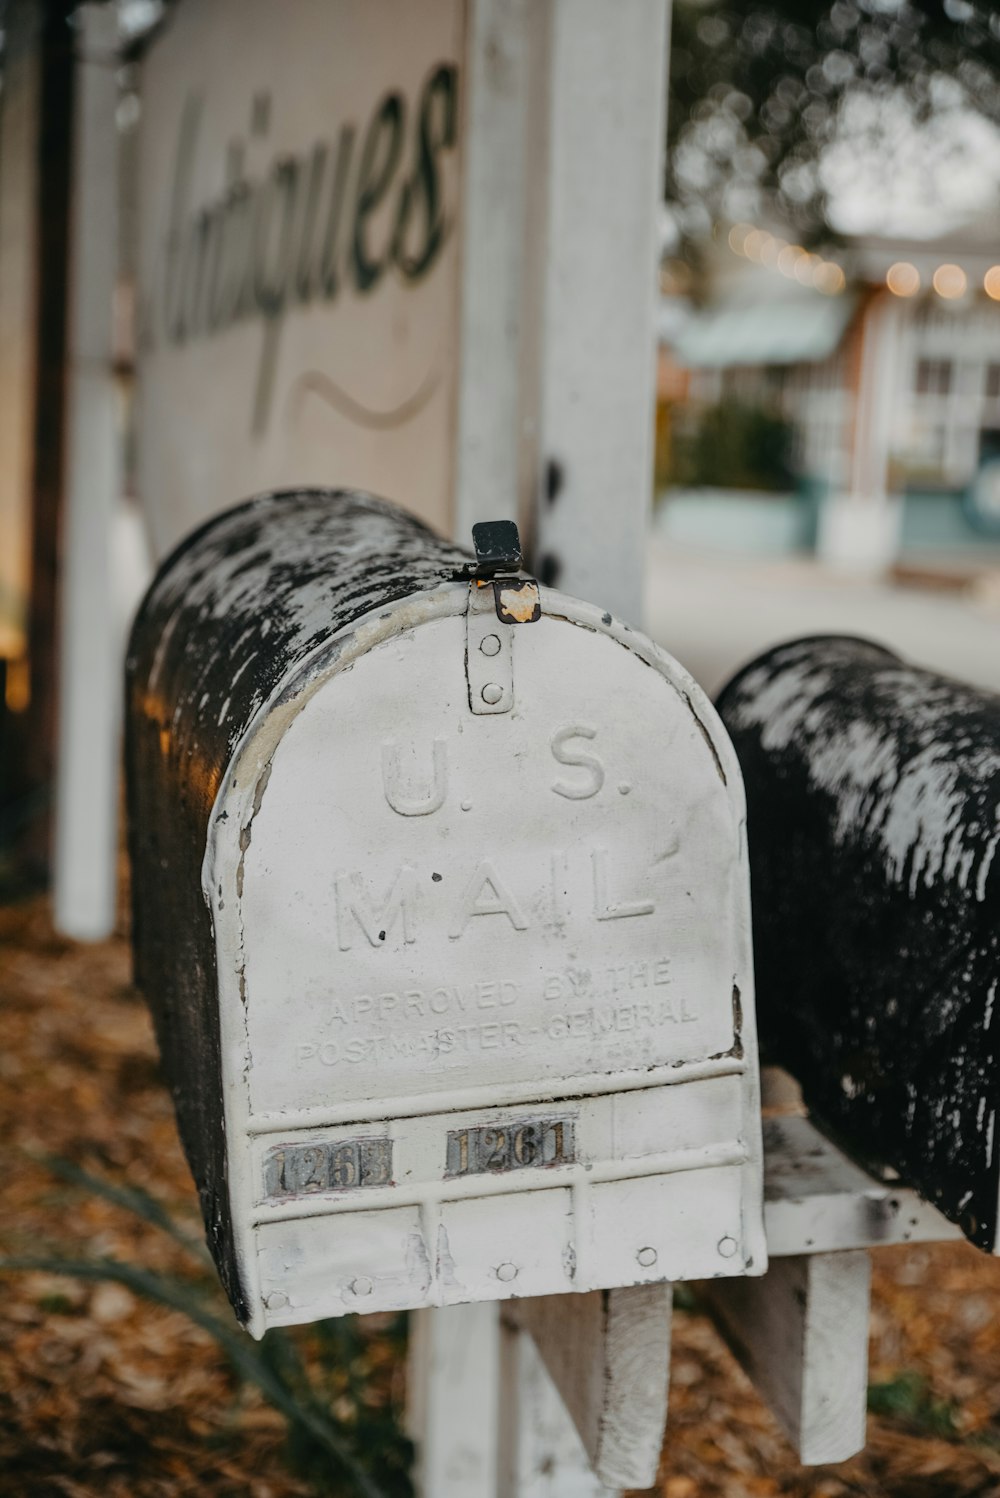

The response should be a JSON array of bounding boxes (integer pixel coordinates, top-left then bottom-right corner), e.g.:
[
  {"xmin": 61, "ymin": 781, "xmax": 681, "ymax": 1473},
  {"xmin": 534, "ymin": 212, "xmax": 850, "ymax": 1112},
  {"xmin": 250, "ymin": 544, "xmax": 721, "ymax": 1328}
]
[{"xmin": 670, "ymin": 292, "xmax": 857, "ymax": 368}]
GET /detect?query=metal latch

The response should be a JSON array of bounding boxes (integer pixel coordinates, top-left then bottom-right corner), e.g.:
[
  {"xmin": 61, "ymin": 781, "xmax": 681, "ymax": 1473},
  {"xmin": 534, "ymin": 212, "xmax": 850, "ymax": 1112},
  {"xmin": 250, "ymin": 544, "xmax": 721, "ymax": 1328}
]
[{"xmin": 465, "ymin": 521, "xmax": 540, "ymax": 715}]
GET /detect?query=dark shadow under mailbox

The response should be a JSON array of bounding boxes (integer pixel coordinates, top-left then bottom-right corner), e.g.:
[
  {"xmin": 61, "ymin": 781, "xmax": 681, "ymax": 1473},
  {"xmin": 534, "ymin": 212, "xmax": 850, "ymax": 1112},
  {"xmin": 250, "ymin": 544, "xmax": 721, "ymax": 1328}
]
[{"xmin": 717, "ymin": 635, "xmax": 1000, "ymax": 1251}]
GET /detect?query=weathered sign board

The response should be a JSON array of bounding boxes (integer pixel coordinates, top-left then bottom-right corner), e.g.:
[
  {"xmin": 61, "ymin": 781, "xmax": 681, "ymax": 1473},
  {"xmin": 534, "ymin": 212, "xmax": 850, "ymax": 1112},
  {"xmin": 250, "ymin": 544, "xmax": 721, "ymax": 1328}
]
[
  {"xmin": 718, "ymin": 635, "xmax": 1000, "ymax": 1252},
  {"xmin": 126, "ymin": 490, "xmax": 766, "ymax": 1337},
  {"xmin": 136, "ymin": 0, "xmax": 462, "ymax": 554}
]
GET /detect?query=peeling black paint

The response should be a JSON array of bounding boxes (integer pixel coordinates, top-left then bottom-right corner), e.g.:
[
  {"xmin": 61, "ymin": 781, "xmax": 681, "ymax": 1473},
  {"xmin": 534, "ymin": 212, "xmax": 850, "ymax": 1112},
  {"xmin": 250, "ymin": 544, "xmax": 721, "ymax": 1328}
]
[
  {"xmin": 125, "ymin": 490, "xmax": 472, "ymax": 1320},
  {"xmin": 717, "ymin": 635, "xmax": 1000, "ymax": 1251}
]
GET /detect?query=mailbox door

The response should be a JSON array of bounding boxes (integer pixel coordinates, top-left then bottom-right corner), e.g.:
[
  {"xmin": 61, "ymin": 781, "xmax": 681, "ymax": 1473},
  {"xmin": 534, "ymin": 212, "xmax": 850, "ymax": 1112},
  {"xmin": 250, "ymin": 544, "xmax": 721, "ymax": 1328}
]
[{"xmin": 207, "ymin": 586, "xmax": 765, "ymax": 1332}]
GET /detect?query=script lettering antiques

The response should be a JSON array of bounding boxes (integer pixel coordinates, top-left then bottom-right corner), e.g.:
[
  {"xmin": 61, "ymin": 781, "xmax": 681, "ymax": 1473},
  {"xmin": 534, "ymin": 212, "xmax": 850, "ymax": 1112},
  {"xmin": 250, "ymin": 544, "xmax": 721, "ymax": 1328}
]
[
  {"xmin": 136, "ymin": 0, "xmax": 463, "ymax": 553},
  {"xmin": 154, "ymin": 65, "xmax": 457, "ymax": 435},
  {"xmin": 126, "ymin": 492, "xmax": 766, "ymax": 1335}
]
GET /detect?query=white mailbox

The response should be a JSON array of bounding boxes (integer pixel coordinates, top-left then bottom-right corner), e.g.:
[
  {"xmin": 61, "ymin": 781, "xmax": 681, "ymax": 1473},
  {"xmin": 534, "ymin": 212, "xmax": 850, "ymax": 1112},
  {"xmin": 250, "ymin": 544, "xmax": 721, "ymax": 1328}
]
[{"xmin": 126, "ymin": 490, "xmax": 766, "ymax": 1335}]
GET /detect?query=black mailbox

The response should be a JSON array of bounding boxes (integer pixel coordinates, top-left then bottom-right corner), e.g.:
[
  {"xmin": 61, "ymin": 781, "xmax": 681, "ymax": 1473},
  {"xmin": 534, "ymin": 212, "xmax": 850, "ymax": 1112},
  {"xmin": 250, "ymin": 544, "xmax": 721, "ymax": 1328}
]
[{"xmin": 717, "ymin": 634, "xmax": 1000, "ymax": 1251}]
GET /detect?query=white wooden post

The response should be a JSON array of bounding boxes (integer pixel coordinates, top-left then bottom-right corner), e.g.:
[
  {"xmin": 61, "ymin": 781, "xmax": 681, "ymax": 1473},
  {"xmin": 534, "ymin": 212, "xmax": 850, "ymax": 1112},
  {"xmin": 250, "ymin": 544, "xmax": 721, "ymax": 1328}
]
[
  {"xmin": 703, "ymin": 1098, "xmax": 962, "ymax": 1466},
  {"xmin": 498, "ymin": 1313, "xmax": 619, "ymax": 1498},
  {"xmin": 408, "ymin": 1305, "xmax": 502, "ymax": 1498},
  {"xmin": 453, "ymin": 0, "xmax": 669, "ymax": 625},
  {"xmin": 416, "ymin": 5, "xmax": 671, "ymax": 1494},
  {"xmin": 453, "ymin": 0, "xmax": 541, "ymax": 538},
  {"xmin": 529, "ymin": 0, "xmax": 668, "ymax": 622},
  {"xmin": 52, "ymin": 4, "xmax": 122, "ymax": 939},
  {"xmin": 407, "ymin": 1308, "xmax": 626, "ymax": 1498}
]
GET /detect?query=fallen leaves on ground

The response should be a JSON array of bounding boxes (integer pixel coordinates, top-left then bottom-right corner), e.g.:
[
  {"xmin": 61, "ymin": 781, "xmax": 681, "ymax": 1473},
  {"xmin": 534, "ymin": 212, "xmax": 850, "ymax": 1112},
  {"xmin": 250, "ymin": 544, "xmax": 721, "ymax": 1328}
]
[
  {"xmin": 5, "ymin": 890, "xmax": 1000, "ymax": 1496},
  {"xmin": 0, "ymin": 890, "xmax": 404, "ymax": 1498}
]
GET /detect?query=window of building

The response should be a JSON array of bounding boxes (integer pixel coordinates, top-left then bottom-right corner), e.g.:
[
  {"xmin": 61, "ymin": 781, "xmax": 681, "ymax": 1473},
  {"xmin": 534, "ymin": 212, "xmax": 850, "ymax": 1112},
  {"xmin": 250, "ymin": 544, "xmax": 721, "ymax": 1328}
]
[
  {"xmin": 915, "ymin": 358, "xmax": 953, "ymax": 395},
  {"xmin": 985, "ymin": 363, "xmax": 1000, "ymax": 399}
]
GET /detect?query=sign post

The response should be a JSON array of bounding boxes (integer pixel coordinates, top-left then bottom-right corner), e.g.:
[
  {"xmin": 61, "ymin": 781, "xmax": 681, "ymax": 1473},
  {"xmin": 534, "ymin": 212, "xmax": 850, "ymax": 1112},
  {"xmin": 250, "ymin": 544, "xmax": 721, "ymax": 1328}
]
[
  {"xmin": 410, "ymin": 2, "xmax": 675, "ymax": 1491},
  {"xmin": 52, "ymin": 4, "xmax": 123, "ymax": 938}
]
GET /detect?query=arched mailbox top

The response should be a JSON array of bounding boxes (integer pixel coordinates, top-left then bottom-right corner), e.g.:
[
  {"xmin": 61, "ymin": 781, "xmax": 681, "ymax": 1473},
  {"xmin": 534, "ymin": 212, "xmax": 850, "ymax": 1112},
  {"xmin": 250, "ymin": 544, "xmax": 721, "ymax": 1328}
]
[
  {"xmin": 128, "ymin": 492, "xmax": 763, "ymax": 1329},
  {"xmin": 127, "ymin": 490, "xmax": 472, "ymax": 809},
  {"xmin": 718, "ymin": 634, "xmax": 1000, "ymax": 1252}
]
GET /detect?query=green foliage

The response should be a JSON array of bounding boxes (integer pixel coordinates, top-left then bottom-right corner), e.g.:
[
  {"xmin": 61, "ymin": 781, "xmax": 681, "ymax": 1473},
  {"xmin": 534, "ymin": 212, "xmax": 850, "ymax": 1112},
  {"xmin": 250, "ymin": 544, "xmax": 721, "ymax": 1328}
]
[
  {"xmin": 1, "ymin": 1156, "xmax": 413, "ymax": 1498},
  {"xmin": 668, "ymin": 2, "xmax": 1000, "ymax": 246},
  {"xmin": 33, "ymin": 1152, "xmax": 213, "ymax": 1264},
  {"xmin": 868, "ymin": 1371, "xmax": 960, "ymax": 1439},
  {"xmin": 34, "ymin": 1292, "xmax": 77, "ymax": 1315},
  {"xmin": 666, "ymin": 401, "xmax": 795, "ymax": 492}
]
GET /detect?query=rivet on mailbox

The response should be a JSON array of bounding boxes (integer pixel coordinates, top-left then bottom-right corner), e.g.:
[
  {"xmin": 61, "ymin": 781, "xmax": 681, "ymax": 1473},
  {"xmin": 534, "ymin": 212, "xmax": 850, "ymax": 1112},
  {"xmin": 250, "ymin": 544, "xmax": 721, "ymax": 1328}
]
[{"xmin": 126, "ymin": 490, "xmax": 766, "ymax": 1335}]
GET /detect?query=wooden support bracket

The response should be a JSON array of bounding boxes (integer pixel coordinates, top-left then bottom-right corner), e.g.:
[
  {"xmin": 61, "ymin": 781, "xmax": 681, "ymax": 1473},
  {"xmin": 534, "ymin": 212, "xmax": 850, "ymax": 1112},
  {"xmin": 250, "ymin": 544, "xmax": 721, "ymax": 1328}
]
[
  {"xmin": 701, "ymin": 1082, "xmax": 961, "ymax": 1467},
  {"xmin": 703, "ymin": 1251, "xmax": 871, "ymax": 1466},
  {"xmin": 498, "ymin": 1314, "xmax": 619, "ymax": 1498},
  {"xmin": 763, "ymin": 1113, "xmax": 962, "ymax": 1257},
  {"xmin": 511, "ymin": 1284, "xmax": 672, "ymax": 1491},
  {"xmin": 408, "ymin": 1084, "xmax": 964, "ymax": 1492}
]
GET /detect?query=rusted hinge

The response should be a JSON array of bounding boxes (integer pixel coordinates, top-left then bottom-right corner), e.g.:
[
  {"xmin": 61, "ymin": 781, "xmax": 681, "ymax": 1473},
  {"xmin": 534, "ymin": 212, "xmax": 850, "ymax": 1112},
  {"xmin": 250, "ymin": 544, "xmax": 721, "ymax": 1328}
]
[{"xmin": 465, "ymin": 521, "xmax": 540, "ymax": 715}]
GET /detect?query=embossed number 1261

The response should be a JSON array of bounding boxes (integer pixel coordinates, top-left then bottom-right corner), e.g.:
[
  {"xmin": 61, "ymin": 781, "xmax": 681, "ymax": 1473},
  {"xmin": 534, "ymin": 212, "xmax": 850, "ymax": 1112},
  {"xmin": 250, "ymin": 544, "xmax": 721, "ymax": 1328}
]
[{"xmin": 445, "ymin": 1116, "xmax": 575, "ymax": 1177}]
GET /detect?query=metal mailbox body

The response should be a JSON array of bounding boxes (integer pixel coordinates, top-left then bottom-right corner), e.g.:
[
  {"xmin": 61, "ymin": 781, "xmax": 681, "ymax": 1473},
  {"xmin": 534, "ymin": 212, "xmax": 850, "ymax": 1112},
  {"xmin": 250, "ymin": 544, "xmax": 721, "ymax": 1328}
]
[
  {"xmin": 127, "ymin": 491, "xmax": 765, "ymax": 1335},
  {"xmin": 717, "ymin": 635, "xmax": 1000, "ymax": 1252}
]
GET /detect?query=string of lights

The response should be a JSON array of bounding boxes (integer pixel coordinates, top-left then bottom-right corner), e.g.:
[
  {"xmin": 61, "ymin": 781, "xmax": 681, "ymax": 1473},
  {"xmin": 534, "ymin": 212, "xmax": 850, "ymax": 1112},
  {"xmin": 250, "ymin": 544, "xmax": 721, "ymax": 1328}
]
[{"xmin": 727, "ymin": 223, "xmax": 1000, "ymax": 303}]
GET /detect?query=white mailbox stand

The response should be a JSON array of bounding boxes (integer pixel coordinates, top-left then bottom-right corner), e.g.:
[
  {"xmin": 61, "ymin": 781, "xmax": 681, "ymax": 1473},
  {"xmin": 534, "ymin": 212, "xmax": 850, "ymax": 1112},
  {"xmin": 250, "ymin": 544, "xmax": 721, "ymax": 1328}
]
[
  {"xmin": 408, "ymin": 1304, "xmax": 623, "ymax": 1497},
  {"xmin": 52, "ymin": 4, "xmax": 124, "ymax": 940},
  {"xmin": 703, "ymin": 1073, "xmax": 962, "ymax": 1472},
  {"xmin": 412, "ymin": 1075, "xmax": 964, "ymax": 1495},
  {"xmin": 127, "ymin": 489, "xmax": 762, "ymax": 1495},
  {"xmin": 415, "ymin": 4, "xmax": 672, "ymax": 1490}
]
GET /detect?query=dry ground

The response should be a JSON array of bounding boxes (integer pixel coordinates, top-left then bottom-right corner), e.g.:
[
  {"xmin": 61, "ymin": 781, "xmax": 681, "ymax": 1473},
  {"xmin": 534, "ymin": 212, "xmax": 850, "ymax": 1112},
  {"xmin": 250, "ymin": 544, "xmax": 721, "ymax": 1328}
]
[{"xmin": 4, "ymin": 892, "xmax": 1000, "ymax": 1497}]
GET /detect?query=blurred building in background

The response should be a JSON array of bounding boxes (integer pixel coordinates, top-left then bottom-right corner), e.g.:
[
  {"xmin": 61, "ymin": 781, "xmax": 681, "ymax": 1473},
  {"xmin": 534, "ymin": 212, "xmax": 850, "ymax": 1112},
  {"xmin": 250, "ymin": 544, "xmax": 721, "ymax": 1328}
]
[{"xmin": 658, "ymin": 208, "xmax": 1000, "ymax": 575}]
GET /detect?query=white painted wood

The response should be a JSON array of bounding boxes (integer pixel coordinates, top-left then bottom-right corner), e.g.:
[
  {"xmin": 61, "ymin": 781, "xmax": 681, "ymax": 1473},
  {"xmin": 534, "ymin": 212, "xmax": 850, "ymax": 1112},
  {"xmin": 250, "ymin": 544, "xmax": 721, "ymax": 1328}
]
[
  {"xmin": 764, "ymin": 1113, "xmax": 962, "ymax": 1257},
  {"xmin": 205, "ymin": 586, "xmax": 764, "ymax": 1335},
  {"xmin": 690, "ymin": 1093, "xmax": 961, "ymax": 1475},
  {"xmin": 494, "ymin": 11, "xmax": 674, "ymax": 1494},
  {"xmin": 453, "ymin": 0, "xmax": 670, "ymax": 617},
  {"xmin": 409, "ymin": 1304, "xmax": 620, "ymax": 1498},
  {"xmin": 0, "ymin": 0, "xmax": 41, "ymax": 661},
  {"xmin": 529, "ymin": 0, "xmax": 669, "ymax": 623},
  {"xmin": 408, "ymin": 1303, "xmax": 501, "ymax": 1498},
  {"xmin": 408, "ymin": 1303, "xmax": 620, "ymax": 1498},
  {"xmin": 704, "ymin": 1251, "xmax": 871, "ymax": 1466},
  {"xmin": 135, "ymin": 0, "xmax": 464, "ymax": 558},
  {"xmin": 453, "ymin": 0, "xmax": 540, "ymax": 541},
  {"xmin": 513, "ymin": 1286, "xmax": 671, "ymax": 1490},
  {"xmin": 52, "ymin": 5, "xmax": 123, "ymax": 939},
  {"xmin": 499, "ymin": 1313, "xmax": 620, "ymax": 1498}
]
